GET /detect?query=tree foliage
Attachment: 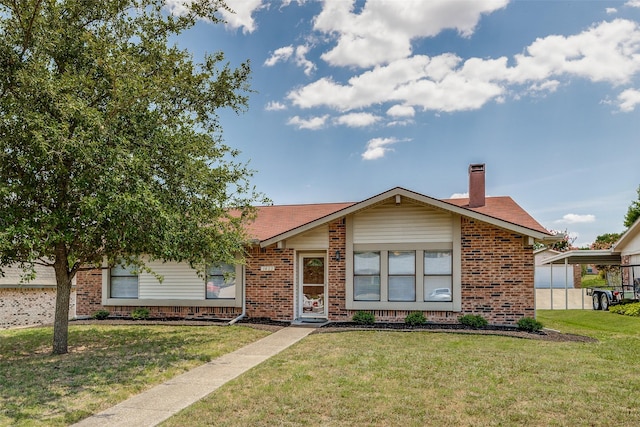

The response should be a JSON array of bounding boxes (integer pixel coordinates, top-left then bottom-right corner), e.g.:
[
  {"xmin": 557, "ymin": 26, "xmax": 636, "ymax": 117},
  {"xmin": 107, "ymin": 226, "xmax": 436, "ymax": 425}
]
[
  {"xmin": 624, "ymin": 185, "xmax": 640, "ymax": 228},
  {"xmin": 590, "ymin": 233, "xmax": 622, "ymax": 250},
  {"xmin": 0, "ymin": 0, "xmax": 264, "ymax": 353}
]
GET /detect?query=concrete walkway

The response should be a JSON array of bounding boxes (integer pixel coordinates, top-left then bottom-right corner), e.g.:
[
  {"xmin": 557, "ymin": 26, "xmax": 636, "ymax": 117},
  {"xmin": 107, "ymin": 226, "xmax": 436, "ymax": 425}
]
[{"xmin": 73, "ymin": 327, "xmax": 314, "ymax": 427}]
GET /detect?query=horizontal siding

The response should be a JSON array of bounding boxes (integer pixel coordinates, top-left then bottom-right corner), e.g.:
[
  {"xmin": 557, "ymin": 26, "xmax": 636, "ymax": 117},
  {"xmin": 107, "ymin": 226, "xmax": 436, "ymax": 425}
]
[
  {"xmin": 0, "ymin": 264, "xmax": 57, "ymax": 286},
  {"xmin": 354, "ymin": 202, "xmax": 452, "ymax": 244},
  {"xmin": 139, "ymin": 261, "xmax": 204, "ymax": 300},
  {"xmin": 286, "ymin": 225, "xmax": 329, "ymax": 249}
]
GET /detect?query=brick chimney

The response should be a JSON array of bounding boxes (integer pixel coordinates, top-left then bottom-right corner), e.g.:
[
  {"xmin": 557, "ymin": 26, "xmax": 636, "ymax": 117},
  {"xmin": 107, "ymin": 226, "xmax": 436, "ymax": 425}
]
[{"xmin": 468, "ymin": 163, "xmax": 485, "ymax": 208}]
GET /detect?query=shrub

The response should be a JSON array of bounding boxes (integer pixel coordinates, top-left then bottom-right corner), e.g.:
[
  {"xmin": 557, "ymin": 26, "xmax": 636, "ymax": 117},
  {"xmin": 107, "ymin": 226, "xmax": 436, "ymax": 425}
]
[
  {"xmin": 131, "ymin": 307, "xmax": 150, "ymax": 320},
  {"xmin": 352, "ymin": 311, "xmax": 375, "ymax": 325},
  {"xmin": 91, "ymin": 310, "xmax": 110, "ymax": 320},
  {"xmin": 405, "ymin": 311, "xmax": 427, "ymax": 326},
  {"xmin": 458, "ymin": 314, "xmax": 488, "ymax": 329},
  {"xmin": 610, "ymin": 302, "xmax": 640, "ymax": 317},
  {"xmin": 517, "ymin": 317, "xmax": 544, "ymax": 332}
]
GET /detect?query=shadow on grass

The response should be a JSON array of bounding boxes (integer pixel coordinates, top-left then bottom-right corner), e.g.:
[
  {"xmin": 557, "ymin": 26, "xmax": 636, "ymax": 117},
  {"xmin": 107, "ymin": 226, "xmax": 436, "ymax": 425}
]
[{"xmin": 0, "ymin": 325, "xmax": 255, "ymax": 425}]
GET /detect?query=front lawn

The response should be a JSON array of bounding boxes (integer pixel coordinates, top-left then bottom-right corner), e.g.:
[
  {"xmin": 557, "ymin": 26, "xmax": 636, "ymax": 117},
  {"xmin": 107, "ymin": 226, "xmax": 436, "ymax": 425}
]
[
  {"xmin": 0, "ymin": 324, "xmax": 270, "ymax": 426},
  {"xmin": 164, "ymin": 310, "xmax": 640, "ymax": 426}
]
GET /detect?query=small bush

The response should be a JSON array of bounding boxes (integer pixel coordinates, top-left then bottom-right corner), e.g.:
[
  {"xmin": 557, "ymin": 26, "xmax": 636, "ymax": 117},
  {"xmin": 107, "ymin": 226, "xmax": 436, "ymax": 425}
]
[
  {"xmin": 517, "ymin": 317, "xmax": 544, "ymax": 332},
  {"xmin": 610, "ymin": 302, "xmax": 640, "ymax": 317},
  {"xmin": 91, "ymin": 310, "xmax": 110, "ymax": 320},
  {"xmin": 458, "ymin": 314, "xmax": 488, "ymax": 329},
  {"xmin": 131, "ymin": 307, "xmax": 150, "ymax": 320},
  {"xmin": 405, "ymin": 312, "xmax": 427, "ymax": 326},
  {"xmin": 352, "ymin": 311, "xmax": 375, "ymax": 325}
]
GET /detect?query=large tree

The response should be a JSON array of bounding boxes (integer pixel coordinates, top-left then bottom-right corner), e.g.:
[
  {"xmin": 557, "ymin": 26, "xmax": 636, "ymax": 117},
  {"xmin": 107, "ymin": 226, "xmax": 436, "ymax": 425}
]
[
  {"xmin": 624, "ymin": 185, "xmax": 640, "ymax": 228},
  {"xmin": 0, "ymin": 0, "xmax": 264, "ymax": 354}
]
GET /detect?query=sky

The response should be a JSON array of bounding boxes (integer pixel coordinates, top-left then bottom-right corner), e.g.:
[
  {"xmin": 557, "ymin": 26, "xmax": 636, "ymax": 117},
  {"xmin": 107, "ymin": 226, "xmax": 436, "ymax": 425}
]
[{"xmin": 169, "ymin": 0, "xmax": 640, "ymax": 248}]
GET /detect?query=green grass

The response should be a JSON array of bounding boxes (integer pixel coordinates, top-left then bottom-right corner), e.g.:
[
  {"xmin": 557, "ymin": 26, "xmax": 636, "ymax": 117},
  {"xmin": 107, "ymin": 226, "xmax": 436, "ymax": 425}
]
[
  {"xmin": 0, "ymin": 324, "xmax": 269, "ymax": 426},
  {"xmin": 581, "ymin": 274, "xmax": 607, "ymax": 288},
  {"xmin": 163, "ymin": 310, "xmax": 640, "ymax": 427}
]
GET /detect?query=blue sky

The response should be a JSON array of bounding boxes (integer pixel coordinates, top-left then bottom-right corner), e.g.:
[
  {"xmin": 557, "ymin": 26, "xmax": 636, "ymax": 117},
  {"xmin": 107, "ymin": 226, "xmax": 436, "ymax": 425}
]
[{"xmin": 170, "ymin": 0, "xmax": 640, "ymax": 247}]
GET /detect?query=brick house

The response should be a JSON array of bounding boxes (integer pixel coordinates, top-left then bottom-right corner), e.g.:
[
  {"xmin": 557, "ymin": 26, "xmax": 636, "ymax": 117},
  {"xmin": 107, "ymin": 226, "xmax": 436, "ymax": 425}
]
[{"xmin": 75, "ymin": 164, "xmax": 555, "ymax": 325}]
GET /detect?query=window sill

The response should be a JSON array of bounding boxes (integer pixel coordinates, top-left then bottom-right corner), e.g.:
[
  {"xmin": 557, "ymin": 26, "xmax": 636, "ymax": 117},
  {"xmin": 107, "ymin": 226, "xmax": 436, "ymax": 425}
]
[
  {"xmin": 103, "ymin": 298, "xmax": 242, "ymax": 308},
  {"xmin": 346, "ymin": 300, "xmax": 455, "ymax": 311}
]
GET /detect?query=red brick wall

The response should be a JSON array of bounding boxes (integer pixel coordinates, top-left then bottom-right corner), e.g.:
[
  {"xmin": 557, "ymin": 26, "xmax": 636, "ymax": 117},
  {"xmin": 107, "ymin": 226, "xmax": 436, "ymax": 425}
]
[
  {"xmin": 327, "ymin": 218, "xmax": 348, "ymax": 320},
  {"xmin": 460, "ymin": 218, "xmax": 535, "ymax": 325},
  {"xmin": 76, "ymin": 269, "xmax": 103, "ymax": 316},
  {"xmin": 244, "ymin": 245, "xmax": 294, "ymax": 320}
]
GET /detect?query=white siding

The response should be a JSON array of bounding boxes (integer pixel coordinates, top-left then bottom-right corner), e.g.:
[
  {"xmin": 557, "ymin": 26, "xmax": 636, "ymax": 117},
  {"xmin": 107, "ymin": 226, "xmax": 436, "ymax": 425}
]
[
  {"xmin": 353, "ymin": 202, "xmax": 452, "ymax": 244},
  {"xmin": 621, "ymin": 236, "xmax": 640, "ymax": 256},
  {"xmin": 138, "ymin": 261, "xmax": 204, "ymax": 300},
  {"xmin": 286, "ymin": 225, "xmax": 329, "ymax": 249},
  {"xmin": 0, "ymin": 263, "xmax": 60, "ymax": 286}
]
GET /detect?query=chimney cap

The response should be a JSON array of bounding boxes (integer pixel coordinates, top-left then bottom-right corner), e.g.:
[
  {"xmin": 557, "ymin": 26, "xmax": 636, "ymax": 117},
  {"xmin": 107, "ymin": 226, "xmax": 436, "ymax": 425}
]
[{"xmin": 469, "ymin": 163, "xmax": 485, "ymax": 173}]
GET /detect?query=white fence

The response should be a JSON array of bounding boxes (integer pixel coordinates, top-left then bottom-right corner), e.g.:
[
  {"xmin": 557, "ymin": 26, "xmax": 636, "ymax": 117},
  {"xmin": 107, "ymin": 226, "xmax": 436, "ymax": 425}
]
[{"xmin": 535, "ymin": 288, "xmax": 591, "ymax": 310}]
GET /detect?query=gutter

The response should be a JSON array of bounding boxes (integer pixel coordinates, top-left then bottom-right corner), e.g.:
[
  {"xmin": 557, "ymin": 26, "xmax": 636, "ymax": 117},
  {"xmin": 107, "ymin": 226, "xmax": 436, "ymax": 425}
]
[{"xmin": 228, "ymin": 264, "xmax": 246, "ymax": 325}]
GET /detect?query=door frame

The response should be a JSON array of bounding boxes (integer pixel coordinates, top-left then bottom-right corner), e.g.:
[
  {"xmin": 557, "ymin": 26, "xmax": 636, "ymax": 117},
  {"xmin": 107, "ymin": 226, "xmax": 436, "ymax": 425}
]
[{"xmin": 297, "ymin": 251, "xmax": 328, "ymax": 319}]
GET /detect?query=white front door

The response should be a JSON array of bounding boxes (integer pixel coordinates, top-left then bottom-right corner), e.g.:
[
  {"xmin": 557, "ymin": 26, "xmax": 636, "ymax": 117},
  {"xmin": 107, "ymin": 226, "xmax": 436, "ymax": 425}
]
[{"xmin": 299, "ymin": 253, "xmax": 327, "ymax": 318}]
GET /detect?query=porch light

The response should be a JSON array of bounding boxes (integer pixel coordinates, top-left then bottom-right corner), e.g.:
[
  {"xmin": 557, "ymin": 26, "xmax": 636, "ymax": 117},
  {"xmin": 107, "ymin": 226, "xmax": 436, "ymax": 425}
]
[{"xmin": 334, "ymin": 250, "xmax": 341, "ymax": 262}]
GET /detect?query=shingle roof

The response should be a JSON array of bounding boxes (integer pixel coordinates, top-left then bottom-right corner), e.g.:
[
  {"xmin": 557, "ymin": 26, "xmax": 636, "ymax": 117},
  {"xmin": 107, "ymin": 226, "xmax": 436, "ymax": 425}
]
[{"xmin": 244, "ymin": 190, "xmax": 549, "ymax": 242}]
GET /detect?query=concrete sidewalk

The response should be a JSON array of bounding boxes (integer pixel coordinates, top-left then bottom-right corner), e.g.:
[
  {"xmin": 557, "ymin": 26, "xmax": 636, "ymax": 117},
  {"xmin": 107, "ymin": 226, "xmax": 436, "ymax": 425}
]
[{"xmin": 73, "ymin": 327, "xmax": 314, "ymax": 427}]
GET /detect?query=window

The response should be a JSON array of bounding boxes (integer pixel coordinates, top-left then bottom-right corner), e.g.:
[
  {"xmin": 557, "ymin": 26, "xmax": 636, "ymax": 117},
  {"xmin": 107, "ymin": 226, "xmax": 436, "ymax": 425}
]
[
  {"xmin": 110, "ymin": 264, "xmax": 138, "ymax": 298},
  {"xmin": 424, "ymin": 250, "xmax": 452, "ymax": 302},
  {"xmin": 354, "ymin": 251, "xmax": 380, "ymax": 301},
  {"xmin": 388, "ymin": 251, "xmax": 416, "ymax": 301},
  {"xmin": 206, "ymin": 264, "xmax": 236, "ymax": 299}
]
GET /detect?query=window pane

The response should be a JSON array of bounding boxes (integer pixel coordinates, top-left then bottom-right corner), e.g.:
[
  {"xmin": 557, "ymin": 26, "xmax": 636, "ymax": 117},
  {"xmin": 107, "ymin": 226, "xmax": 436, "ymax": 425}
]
[
  {"xmin": 303, "ymin": 257, "xmax": 325, "ymax": 285},
  {"xmin": 110, "ymin": 276, "xmax": 138, "ymax": 298},
  {"xmin": 389, "ymin": 251, "xmax": 415, "ymax": 275},
  {"xmin": 354, "ymin": 252, "xmax": 380, "ymax": 275},
  {"xmin": 424, "ymin": 251, "xmax": 452, "ymax": 275},
  {"xmin": 424, "ymin": 276, "xmax": 452, "ymax": 302},
  {"xmin": 207, "ymin": 263, "xmax": 236, "ymax": 299},
  {"xmin": 111, "ymin": 264, "xmax": 137, "ymax": 276},
  {"xmin": 389, "ymin": 276, "xmax": 416, "ymax": 301},
  {"xmin": 354, "ymin": 276, "xmax": 380, "ymax": 301}
]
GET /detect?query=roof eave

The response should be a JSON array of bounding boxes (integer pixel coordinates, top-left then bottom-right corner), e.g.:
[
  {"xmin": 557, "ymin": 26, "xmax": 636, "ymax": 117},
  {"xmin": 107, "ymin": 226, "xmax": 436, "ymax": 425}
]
[{"xmin": 259, "ymin": 187, "xmax": 552, "ymax": 247}]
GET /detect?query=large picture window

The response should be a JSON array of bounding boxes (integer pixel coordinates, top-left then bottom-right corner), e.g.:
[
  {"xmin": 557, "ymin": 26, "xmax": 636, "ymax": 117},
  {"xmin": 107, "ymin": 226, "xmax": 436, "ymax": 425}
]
[
  {"xmin": 206, "ymin": 264, "xmax": 236, "ymax": 299},
  {"xmin": 110, "ymin": 264, "xmax": 138, "ymax": 298},
  {"xmin": 388, "ymin": 251, "xmax": 416, "ymax": 301},
  {"xmin": 424, "ymin": 250, "xmax": 452, "ymax": 302},
  {"xmin": 354, "ymin": 251, "xmax": 381, "ymax": 301}
]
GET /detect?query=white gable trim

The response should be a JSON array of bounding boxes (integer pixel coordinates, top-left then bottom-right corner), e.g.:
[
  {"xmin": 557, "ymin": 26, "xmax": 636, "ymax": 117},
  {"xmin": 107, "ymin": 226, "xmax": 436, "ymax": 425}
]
[{"xmin": 260, "ymin": 187, "xmax": 552, "ymax": 247}]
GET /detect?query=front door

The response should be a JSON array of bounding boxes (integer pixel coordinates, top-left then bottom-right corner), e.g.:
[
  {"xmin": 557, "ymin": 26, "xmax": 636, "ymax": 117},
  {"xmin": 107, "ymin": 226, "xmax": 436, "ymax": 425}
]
[{"xmin": 299, "ymin": 253, "xmax": 327, "ymax": 318}]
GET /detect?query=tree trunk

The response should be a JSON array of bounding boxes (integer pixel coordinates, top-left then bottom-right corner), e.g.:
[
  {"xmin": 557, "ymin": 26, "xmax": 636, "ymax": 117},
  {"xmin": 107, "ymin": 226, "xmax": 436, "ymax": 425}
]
[{"xmin": 52, "ymin": 252, "xmax": 73, "ymax": 355}]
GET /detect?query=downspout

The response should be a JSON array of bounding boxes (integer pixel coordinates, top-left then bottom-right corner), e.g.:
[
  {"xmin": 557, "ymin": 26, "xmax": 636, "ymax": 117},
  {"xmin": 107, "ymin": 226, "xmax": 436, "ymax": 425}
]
[{"xmin": 228, "ymin": 265, "xmax": 246, "ymax": 325}]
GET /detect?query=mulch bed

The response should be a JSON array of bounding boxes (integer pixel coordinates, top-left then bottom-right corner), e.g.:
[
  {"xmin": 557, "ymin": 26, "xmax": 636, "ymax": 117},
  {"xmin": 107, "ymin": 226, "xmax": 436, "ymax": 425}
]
[{"xmin": 69, "ymin": 318, "xmax": 596, "ymax": 342}]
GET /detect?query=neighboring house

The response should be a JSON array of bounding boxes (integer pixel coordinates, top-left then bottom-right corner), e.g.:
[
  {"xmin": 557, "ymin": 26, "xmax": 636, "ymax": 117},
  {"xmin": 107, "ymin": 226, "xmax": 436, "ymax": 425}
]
[
  {"xmin": 612, "ymin": 217, "xmax": 640, "ymax": 287},
  {"xmin": 0, "ymin": 264, "xmax": 76, "ymax": 329},
  {"xmin": 75, "ymin": 164, "xmax": 555, "ymax": 325}
]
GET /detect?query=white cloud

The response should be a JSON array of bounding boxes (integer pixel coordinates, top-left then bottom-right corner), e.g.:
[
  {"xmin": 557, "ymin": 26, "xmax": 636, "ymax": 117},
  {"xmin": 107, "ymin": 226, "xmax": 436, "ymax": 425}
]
[
  {"xmin": 606, "ymin": 7, "xmax": 618, "ymax": 14},
  {"xmin": 387, "ymin": 105, "xmax": 415, "ymax": 118},
  {"xmin": 264, "ymin": 46, "xmax": 294, "ymax": 66},
  {"xmin": 165, "ymin": 0, "xmax": 263, "ymax": 33},
  {"xmin": 265, "ymin": 101, "xmax": 287, "ymax": 111},
  {"xmin": 220, "ymin": 0, "xmax": 264, "ymax": 33},
  {"xmin": 361, "ymin": 137, "xmax": 403, "ymax": 160},
  {"xmin": 626, "ymin": 0, "xmax": 640, "ymax": 8},
  {"xmin": 314, "ymin": 0, "xmax": 509, "ymax": 68},
  {"xmin": 287, "ymin": 19, "xmax": 640, "ymax": 114},
  {"xmin": 334, "ymin": 112, "xmax": 381, "ymax": 128},
  {"xmin": 555, "ymin": 213, "xmax": 596, "ymax": 224},
  {"xmin": 449, "ymin": 192, "xmax": 469, "ymax": 199},
  {"xmin": 617, "ymin": 88, "xmax": 640, "ymax": 112},
  {"xmin": 287, "ymin": 115, "xmax": 329, "ymax": 130},
  {"xmin": 294, "ymin": 45, "xmax": 316, "ymax": 76}
]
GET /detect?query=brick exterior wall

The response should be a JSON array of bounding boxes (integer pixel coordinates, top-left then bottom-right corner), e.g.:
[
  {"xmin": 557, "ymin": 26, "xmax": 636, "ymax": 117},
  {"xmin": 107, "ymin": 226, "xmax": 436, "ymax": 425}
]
[
  {"xmin": 459, "ymin": 218, "xmax": 535, "ymax": 325},
  {"xmin": 0, "ymin": 287, "xmax": 76, "ymax": 329},
  {"xmin": 73, "ymin": 216, "xmax": 536, "ymax": 325},
  {"xmin": 245, "ymin": 245, "xmax": 294, "ymax": 320}
]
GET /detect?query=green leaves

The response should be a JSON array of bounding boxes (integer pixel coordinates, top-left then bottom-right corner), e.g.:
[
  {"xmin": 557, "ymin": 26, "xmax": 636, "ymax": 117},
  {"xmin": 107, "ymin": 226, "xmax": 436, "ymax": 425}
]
[{"xmin": 1, "ymin": 0, "xmax": 263, "ymax": 275}]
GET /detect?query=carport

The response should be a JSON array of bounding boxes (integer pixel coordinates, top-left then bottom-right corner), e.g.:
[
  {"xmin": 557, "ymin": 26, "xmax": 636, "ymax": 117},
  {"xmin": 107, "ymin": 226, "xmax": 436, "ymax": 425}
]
[{"xmin": 539, "ymin": 250, "xmax": 622, "ymax": 309}]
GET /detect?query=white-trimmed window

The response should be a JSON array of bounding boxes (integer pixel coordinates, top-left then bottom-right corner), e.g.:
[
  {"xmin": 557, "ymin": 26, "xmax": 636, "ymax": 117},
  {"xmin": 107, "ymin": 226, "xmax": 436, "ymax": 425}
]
[
  {"xmin": 110, "ymin": 264, "xmax": 138, "ymax": 298},
  {"xmin": 424, "ymin": 250, "xmax": 452, "ymax": 302},
  {"xmin": 354, "ymin": 251, "xmax": 381, "ymax": 301},
  {"xmin": 206, "ymin": 264, "xmax": 236, "ymax": 300},
  {"xmin": 388, "ymin": 251, "xmax": 416, "ymax": 301}
]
